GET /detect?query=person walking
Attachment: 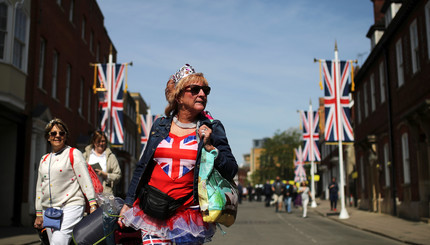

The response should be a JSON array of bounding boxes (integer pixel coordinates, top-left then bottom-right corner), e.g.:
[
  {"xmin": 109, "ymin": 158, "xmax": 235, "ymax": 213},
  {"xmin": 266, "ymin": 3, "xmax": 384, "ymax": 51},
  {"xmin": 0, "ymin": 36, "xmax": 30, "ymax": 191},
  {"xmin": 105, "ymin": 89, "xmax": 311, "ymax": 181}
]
[
  {"xmin": 328, "ymin": 177, "xmax": 339, "ymax": 211},
  {"xmin": 263, "ymin": 180, "xmax": 272, "ymax": 207},
  {"xmin": 83, "ymin": 130, "xmax": 122, "ymax": 195},
  {"xmin": 284, "ymin": 181, "xmax": 294, "ymax": 213},
  {"xmin": 118, "ymin": 64, "xmax": 238, "ymax": 244},
  {"xmin": 299, "ymin": 182, "xmax": 311, "ymax": 218},
  {"xmin": 271, "ymin": 176, "xmax": 284, "ymax": 212},
  {"xmin": 33, "ymin": 118, "xmax": 97, "ymax": 244}
]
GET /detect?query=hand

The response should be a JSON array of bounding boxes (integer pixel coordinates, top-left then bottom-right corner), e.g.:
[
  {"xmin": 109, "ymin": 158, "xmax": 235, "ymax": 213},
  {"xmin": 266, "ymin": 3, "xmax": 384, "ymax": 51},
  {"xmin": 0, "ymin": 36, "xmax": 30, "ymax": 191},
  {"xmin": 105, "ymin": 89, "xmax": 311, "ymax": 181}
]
[
  {"xmin": 198, "ymin": 125, "xmax": 215, "ymax": 152},
  {"xmin": 34, "ymin": 216, "xmax": 43, "ymax": 229},
  {"xmin": 95, "ymin": 169, "xmax": 107, "ymax": 179},
  {"xmin": 89, "ymin": 205, "xmax": 97, "ymax": 214},
  {"xmin": 118, "ymin": 204, "xmax": 131, "ymax": 228}
]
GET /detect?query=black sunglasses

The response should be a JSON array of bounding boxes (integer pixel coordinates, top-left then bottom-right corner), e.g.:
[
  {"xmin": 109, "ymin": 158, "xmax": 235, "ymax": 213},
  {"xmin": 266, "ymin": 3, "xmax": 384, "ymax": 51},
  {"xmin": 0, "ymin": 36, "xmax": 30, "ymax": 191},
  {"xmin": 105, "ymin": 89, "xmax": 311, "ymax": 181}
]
[
  {"xmin": 49, "ymin": 131, "xmax": 66, "ymax": 137},
  {"xmin": 184, "ymin": 85, "xmax": 211, "ymax": 95}
]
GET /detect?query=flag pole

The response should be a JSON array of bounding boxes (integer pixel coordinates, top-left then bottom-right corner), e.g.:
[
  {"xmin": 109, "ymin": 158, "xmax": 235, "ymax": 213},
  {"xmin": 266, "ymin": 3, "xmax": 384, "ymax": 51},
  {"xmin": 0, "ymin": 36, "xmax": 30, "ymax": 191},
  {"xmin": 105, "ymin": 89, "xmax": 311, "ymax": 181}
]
[
  {"xmin": 335, "ymin": 42, "xmax": 349, "ymax": 219},
  {"xmin": 107, "ymin": 45, "xmax": 113, "ymax": 144},
  {"xmin": 309, "ymin": 99, "xmax": 317, "ymax": 208}
]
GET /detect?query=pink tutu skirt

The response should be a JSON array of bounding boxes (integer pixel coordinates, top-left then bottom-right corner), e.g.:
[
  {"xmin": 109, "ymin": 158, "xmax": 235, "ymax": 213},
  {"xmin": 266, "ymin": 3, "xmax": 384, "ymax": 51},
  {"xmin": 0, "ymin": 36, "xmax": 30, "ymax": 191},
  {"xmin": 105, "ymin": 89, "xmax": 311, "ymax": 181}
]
[{"xmin": 122, "ymin": 198, "xmax": 216, "ymax": 245}]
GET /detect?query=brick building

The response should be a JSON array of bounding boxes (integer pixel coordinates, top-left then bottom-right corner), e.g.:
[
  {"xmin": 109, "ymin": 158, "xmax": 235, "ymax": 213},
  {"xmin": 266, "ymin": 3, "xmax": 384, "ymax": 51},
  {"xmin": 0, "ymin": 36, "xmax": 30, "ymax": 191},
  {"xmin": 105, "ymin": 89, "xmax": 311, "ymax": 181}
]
[{"xmin": 354, "ymin": 0, "xmax": 430, "ymax": 221}]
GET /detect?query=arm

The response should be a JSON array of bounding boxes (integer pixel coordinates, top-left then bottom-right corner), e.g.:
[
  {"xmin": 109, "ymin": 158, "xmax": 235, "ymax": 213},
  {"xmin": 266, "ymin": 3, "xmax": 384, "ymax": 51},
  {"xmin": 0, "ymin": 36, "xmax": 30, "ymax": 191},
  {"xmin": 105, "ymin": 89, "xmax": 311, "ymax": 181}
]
[
  {"xmin": 210, "ymin": 120, "xmax": 238, "ymax": 180},
  {"xmin": 106, "ymin": 152, "xmax": 122, "ymax": 185},
  {"xmin": 72, "ymin": 149, "xmax": 97, "ymax": 210}
]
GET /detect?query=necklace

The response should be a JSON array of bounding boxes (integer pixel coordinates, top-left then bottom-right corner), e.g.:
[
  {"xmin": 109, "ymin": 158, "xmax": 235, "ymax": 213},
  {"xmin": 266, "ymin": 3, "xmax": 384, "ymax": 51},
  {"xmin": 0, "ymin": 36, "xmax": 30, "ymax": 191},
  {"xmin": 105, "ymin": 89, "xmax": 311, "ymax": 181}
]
[{"xmin": 173, "ymin": 116, "xmax": 197, "ymax": 129}]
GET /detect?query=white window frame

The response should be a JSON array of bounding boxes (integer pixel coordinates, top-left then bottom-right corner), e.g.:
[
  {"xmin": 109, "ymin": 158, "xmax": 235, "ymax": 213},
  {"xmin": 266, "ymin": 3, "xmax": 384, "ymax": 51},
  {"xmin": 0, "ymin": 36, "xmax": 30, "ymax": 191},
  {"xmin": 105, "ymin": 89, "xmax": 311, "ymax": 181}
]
[
  {"xmin": 396, "ymin": 39, "xmax": 404, "ymax": 87},
  {"xmin": 410, "ymin": 19, "xmax": 420, "ymax": 74},
  {"xmin": 12, "ymin": 7, "xmax": 29, "ymax": 71},
  {"xmin": 383, "ymin": 143, "xmax": 390, "ymax": 187},
  {"xmin": 370, "ymin": 74, "xmax": 376, "ymax": 112},
  {"xmin": 69, "ymin": 0, "xmax": 74, "ymax": 23},
  {"xmin": 38, "ymin": 38, "xmax": 46, "ymax": 89},
  {"xmin": 425, "ymin": 1, "xmax": 430, "ymax": 59},
  {"xmin": 65, "ymin": 64, "xmax": 71, "ymax": 108},
  {"xmin": 364, "ymin": 82, "xmax": 369, "ymax": 118},
  {"xmin": 401, "ymin": 133, "xmax": 410, "ymax": 184},
  {"xmin": 52, "ymin": 51, "xmax": 59, "ymax": 98},
  {"xmin": 81, "ymin": 17, "xmax": 86, "ymax": 41},
  {"xmin": 379, "ymin": 62, "xmax": 385, "ymax": 103},
  {"xmin": 0, "ymin": 2, "xmax": 9, "ymax": 60}
]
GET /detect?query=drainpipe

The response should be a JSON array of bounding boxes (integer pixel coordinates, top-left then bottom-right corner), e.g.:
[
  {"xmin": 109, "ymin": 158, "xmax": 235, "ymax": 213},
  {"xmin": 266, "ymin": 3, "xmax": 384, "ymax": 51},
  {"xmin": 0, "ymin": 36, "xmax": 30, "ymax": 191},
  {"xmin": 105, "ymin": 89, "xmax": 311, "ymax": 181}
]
[{"xmin": 383, "ymin": 47, "xmax": 397, "ymax": 216}]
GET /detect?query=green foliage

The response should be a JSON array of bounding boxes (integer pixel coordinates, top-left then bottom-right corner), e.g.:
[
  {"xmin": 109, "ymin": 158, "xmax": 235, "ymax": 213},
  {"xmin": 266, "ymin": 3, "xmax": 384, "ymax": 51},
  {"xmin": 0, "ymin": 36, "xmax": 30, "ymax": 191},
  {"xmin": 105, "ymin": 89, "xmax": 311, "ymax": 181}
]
[{"xmin": 253, "ymin": 128, "xmax": 301, "ymax": 183}]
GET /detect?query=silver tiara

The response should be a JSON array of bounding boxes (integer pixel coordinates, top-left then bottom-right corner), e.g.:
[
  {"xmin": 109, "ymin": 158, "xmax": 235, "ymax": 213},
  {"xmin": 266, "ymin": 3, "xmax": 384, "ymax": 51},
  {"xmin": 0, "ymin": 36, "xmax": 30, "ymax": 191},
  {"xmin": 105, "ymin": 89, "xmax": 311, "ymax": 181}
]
[{"xmin": 170, "ymin": 64, "xmax": 195, "ymax": 85}]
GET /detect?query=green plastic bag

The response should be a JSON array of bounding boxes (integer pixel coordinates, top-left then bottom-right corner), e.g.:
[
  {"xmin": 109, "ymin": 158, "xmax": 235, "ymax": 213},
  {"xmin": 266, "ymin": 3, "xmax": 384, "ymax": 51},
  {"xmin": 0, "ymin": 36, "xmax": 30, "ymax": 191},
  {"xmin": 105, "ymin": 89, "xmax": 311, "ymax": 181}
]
[{"xmin": 198, "ymin": 149, "xmax": 238, "ymax": 227}]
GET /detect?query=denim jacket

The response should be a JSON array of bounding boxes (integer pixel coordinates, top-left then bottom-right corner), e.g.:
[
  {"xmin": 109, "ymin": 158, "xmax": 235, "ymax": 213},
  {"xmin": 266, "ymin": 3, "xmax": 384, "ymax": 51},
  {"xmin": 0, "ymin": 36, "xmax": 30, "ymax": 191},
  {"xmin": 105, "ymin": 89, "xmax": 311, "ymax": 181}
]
[{"xmin": 124, "ymin": 114, "xmax": 238, "ymax": 206}]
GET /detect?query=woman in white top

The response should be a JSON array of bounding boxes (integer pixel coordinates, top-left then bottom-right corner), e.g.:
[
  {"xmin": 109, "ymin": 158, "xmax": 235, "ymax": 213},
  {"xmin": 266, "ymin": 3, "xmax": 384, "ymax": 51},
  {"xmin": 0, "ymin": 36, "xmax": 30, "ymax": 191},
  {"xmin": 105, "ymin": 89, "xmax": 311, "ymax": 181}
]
[
  {"xmin": 83, "ymin": 131, "xmax": 122, "ymax": 195},
  {"xmin": 299, "ymin": 181, "xmax": 311, "ymax": 218},
  {"xmin": 34, "ymin": 118, "xmax": 97, "ymax": 245}
]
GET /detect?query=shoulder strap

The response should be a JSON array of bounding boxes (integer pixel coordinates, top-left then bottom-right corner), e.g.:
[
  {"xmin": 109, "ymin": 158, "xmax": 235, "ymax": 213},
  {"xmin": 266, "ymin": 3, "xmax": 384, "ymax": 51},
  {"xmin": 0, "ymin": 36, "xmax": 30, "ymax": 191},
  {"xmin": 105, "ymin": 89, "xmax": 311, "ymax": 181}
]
[
  {"xmin": 42, "ymin": 153, "xmax": 50, "ymax": 162},
  {"xmin": 69, "ymin": 147, "xmax": 75, "ymax": 168}
]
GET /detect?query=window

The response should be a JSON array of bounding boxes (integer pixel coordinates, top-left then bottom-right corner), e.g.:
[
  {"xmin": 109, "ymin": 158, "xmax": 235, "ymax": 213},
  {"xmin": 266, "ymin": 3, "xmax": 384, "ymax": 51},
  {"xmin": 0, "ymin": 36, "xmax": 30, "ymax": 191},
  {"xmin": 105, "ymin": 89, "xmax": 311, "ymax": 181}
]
[
  {"xmin": 395, "ymin": 39, "xmax": 404, "ymax": 87},
  {"xmin": 379, "ymin": 62, "xmax": 385, "ymax": 103},
  {"xmin": 356, "ymin": 91, "xmax": 361, "ymax": 123},
  {"xmin": 383, "ymin": 143, "xmax": 390, "ymax": 187},
  {"xmin": 38, "ymin": 38, "xmax": 46, "ymax": 89},
  {"xmin": 13, "ymin": 7, "xmax": 27, "ymax": 69},
  {"xmin": 79, "ymin": 78, "xmax": 84, "ymax": 115},
  {"xmin": 0, "ymin": 2, "xmax": 8, "ymax": 59},
  {"xmin": 425, "ymin": 1, "xmax": 430, "ymax": 59},
  {"xmin": 364, "ymin": 82, "xmax": 369, "ymax": 118},
  {"xmin": 65, "ymin": 64, "xmax": 71, "ymax": 107},
  {"xmin": 69, "ymin": 0, "xmax": 74, "ymax": 23},
  {"xmin": 401, "ymin": 133, "xmax": 410, "ymax": 184},
  {"xmin": 370, "ymin": 74, "xmax": 376, "ymax": 112},
  {"xmin": 96, "ymin": 43, "xmax": 100, "ymax": 61},
  {"xmin": 90, "ymin": 30, "xmax": 94, "ymax": 52},
  {"xmin": 410, "ymin": 19, "xmax": 420, "ymax": 74},
  {"xmin": 52, "ymin": 51, "xmax": 59, "ymax": 98},
  {"xmin": 385, "ymin": 3, "xmax": 402, "ymax": 27},
  {"xmin": 57, "ymin": 0, "xmax": 62, "ymax": 6},
  {"xmin": 81, "ymin": 17, "xmax": 86, "ymax": 41}
]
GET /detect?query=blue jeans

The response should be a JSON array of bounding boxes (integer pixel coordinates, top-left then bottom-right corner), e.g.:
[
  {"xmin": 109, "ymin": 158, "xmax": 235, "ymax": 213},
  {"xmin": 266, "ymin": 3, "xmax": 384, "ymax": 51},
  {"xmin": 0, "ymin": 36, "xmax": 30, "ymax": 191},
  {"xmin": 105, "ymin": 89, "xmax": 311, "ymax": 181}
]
[{"xmin": 284, "ymin": 196, "xmax": 292, "ymax": 213}]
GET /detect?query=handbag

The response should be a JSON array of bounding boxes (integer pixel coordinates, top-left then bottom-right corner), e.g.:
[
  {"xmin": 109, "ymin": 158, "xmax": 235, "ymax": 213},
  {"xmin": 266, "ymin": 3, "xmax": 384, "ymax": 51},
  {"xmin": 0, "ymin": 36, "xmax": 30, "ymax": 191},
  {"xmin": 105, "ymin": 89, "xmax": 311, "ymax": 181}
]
[
  {"xmin": 138, "ymin": 184, "xmax": 192, "ymax": 220},
  {"xmin": 43, "ymin": 207, "xmax": 63, "ymax": 230},
  {"xmin": 43, "ymin": 156, "xmax": 63, "ymax": 230},
  {"xmin": 198, "ymin": 149, "xmax": 238, "ymax": 227}
]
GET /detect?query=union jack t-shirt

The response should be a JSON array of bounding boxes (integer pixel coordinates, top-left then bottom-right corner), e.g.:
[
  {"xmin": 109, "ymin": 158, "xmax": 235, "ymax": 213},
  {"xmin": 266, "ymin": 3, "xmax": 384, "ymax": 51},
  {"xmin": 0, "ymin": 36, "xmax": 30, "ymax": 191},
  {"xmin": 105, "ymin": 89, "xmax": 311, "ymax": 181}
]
[{"xmin": 148, "ymin": 132, "xmax": 198, "ymax": 206}]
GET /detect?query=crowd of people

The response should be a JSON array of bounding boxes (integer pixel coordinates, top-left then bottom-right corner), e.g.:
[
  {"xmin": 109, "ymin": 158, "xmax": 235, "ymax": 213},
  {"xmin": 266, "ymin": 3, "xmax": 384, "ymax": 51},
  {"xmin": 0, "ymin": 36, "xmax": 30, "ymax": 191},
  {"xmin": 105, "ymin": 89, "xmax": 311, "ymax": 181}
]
[{"xmin": 237, "ymin": 176, "xmax": 337, "ymax": 219}]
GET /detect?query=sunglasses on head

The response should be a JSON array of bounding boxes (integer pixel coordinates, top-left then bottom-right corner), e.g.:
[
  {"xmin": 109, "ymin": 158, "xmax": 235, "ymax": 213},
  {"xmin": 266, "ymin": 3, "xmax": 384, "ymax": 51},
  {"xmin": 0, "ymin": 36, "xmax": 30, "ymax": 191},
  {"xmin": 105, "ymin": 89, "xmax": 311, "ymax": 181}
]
[
  {"xmin": 184, "ymin": 85, "xmax": 211, "ymax": 95},
  {"xmin": 49, "ymin": 131, "xmax": 66, "ymax": 137}
]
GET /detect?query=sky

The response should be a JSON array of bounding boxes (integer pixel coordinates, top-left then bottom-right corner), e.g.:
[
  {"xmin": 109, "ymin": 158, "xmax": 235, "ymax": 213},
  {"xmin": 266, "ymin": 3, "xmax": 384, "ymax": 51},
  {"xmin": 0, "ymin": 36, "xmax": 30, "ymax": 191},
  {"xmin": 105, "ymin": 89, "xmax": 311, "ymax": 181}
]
[{"xmin": 97, "ymin": 0, "xmax": 374, "ymax": 166}]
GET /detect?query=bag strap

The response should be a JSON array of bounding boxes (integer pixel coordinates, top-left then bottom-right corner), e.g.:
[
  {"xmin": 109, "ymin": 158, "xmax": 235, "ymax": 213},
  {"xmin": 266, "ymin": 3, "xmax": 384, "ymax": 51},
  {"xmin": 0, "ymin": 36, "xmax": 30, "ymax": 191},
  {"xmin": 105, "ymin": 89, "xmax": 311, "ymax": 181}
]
[
  {"xmin": 48, "ymin": 154, "xmax": 53, "ymax": 208},
  {"xmin": 69, "ymin": 147, "xmax": 75, "ymax": 168},
  {"xmin": 172, "ymin": 191, "xmax": 193, "ymax": 206}
]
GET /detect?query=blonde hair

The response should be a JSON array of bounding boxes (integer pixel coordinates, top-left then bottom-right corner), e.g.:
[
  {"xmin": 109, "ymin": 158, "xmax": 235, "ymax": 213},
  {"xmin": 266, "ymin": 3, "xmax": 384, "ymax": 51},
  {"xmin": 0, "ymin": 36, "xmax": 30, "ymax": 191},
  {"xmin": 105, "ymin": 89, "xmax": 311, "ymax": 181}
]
[{"xmin": 164, "ymin": 73, "xmax": 209, "ymax": 116}]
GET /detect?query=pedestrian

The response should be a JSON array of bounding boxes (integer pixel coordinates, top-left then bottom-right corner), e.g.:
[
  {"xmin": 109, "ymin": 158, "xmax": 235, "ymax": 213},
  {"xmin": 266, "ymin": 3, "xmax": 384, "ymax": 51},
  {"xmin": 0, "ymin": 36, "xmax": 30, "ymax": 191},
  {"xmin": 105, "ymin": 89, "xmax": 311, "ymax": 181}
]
[
  {"xmin": 284, "ymin": 181, "xmax": 294, "ymax": 213},
  {"xmin": 33, "ymin": 118, "xmax": 98, "ymax": 244},
  {"xmin": 83, "ymin": 130, "xmax": 122, "ymax": 195},
  {"xmin": 237, "ymin": 182, "xmax": 243, "ymax": 204},
  {"xmin": 299, "ymin": 181, "xmax": 311, "ymax": 218},
  {"xmin": 328, "ymin": 177, "xmax": 339, "ymax": 211},
  {"xmin": 247, "ymin": 183, "xmax": 254, "ymax": 202},
  {"xmin": 263, "ymin": 179, "xmax": 272, "ymax": 207},
  {"xmin": 271, "ymin": 176, "xmax": 284, "ymax": 212},
  {"xmin": 117, "ymin": 64, "xmax": 238, "ymax": 244}
]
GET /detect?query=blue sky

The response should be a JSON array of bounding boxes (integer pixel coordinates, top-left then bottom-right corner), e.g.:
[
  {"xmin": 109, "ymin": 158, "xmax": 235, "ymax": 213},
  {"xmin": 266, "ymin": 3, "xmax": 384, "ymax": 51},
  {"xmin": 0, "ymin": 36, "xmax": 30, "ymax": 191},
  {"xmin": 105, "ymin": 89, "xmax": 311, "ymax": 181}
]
[{"xmin": 97, "ymin": 0, "xmax": 373, "ymax": 166}]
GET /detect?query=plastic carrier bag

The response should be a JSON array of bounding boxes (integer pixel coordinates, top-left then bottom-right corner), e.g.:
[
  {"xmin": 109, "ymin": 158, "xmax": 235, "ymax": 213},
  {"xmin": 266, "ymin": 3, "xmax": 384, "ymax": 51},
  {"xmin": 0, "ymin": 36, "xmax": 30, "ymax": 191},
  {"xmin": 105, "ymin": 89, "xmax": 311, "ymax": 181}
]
[{"xmin": 198, "ymin": 149, "xmax": 238, "ymax": 227}]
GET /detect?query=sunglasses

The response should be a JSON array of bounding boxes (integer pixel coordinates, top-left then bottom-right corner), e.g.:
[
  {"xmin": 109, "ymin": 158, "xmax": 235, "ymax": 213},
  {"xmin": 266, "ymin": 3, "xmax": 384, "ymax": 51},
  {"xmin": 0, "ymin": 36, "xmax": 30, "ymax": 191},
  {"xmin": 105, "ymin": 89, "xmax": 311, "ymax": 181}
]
[
  {"xmin": 49, "ymin": 131, "xmax": 66, "ymax": 137},
  {"xmin": 184, "ymin": 85, "xmax": 211, "ymax": 96}
]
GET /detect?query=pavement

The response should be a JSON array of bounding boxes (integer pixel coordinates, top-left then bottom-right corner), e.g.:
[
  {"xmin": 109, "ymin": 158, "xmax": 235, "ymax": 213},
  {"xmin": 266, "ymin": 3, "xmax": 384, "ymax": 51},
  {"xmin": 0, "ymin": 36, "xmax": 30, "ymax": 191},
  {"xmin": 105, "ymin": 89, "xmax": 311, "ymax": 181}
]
[{"xmin": 1, "ymin": 199, "xmax": 429, "ymax": 245}]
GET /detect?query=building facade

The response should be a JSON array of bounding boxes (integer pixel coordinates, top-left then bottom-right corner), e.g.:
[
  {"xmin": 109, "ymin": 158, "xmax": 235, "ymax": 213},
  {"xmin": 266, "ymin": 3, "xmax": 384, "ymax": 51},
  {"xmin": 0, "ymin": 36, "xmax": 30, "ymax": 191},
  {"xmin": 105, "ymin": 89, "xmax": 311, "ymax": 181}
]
[{"xmin": 354, "ymin": 0, "xmax": 430, "ymax": 221}]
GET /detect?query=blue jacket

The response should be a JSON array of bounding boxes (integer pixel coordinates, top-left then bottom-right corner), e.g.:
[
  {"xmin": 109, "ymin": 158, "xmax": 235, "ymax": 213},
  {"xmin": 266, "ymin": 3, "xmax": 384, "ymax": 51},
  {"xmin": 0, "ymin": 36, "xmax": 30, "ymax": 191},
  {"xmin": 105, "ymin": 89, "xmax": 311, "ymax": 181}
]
[{"xmin": 124, "ymin": 114, "xmax": 238, "ymax": 206}]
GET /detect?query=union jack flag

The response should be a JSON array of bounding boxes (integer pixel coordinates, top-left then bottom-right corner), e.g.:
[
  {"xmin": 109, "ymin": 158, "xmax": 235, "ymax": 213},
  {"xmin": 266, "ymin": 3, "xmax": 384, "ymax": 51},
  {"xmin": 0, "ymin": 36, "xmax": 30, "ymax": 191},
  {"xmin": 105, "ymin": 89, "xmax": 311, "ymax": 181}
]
[
  {"xmin": 294, "ymin": 147, "xmax": 306, "ymax": 183},
  {"xmin": 154, "ymin": 134, "xmax": 198, "ymax": 179},
  {"xmin": 98, "ymin": 63, "xmax": 126, "ymax": 146},
  {"xmin": 142, "ymin": 234, "xmax": 170, "ymax": 245},
  {"xmin": 140, "ymin": 112, "xmax": 161, "ymax": 152},
  {"xmin": 321, "ymin": 60, "xmax": 354, "ymax": 142},
  {"xmin": 300, "ymin": 110, "xmax": 321, "ymax": 162}
]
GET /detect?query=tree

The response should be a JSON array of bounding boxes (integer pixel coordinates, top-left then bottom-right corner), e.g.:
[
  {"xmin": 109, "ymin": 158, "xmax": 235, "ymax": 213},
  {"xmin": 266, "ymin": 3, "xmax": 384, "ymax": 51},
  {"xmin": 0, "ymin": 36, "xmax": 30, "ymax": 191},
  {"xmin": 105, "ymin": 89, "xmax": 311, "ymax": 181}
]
[{"xmin": 254, "ymin": 127, "xmax": 301, "ymax": 183}]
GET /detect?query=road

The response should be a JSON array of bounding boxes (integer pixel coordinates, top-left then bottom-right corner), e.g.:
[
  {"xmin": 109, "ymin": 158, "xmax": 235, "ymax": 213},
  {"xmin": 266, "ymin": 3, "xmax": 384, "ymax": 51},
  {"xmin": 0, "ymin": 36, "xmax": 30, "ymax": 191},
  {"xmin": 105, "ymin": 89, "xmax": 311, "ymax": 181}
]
[{"xmin": 210, "ymin": 201, "xmax": 403, "ymax": 245}]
